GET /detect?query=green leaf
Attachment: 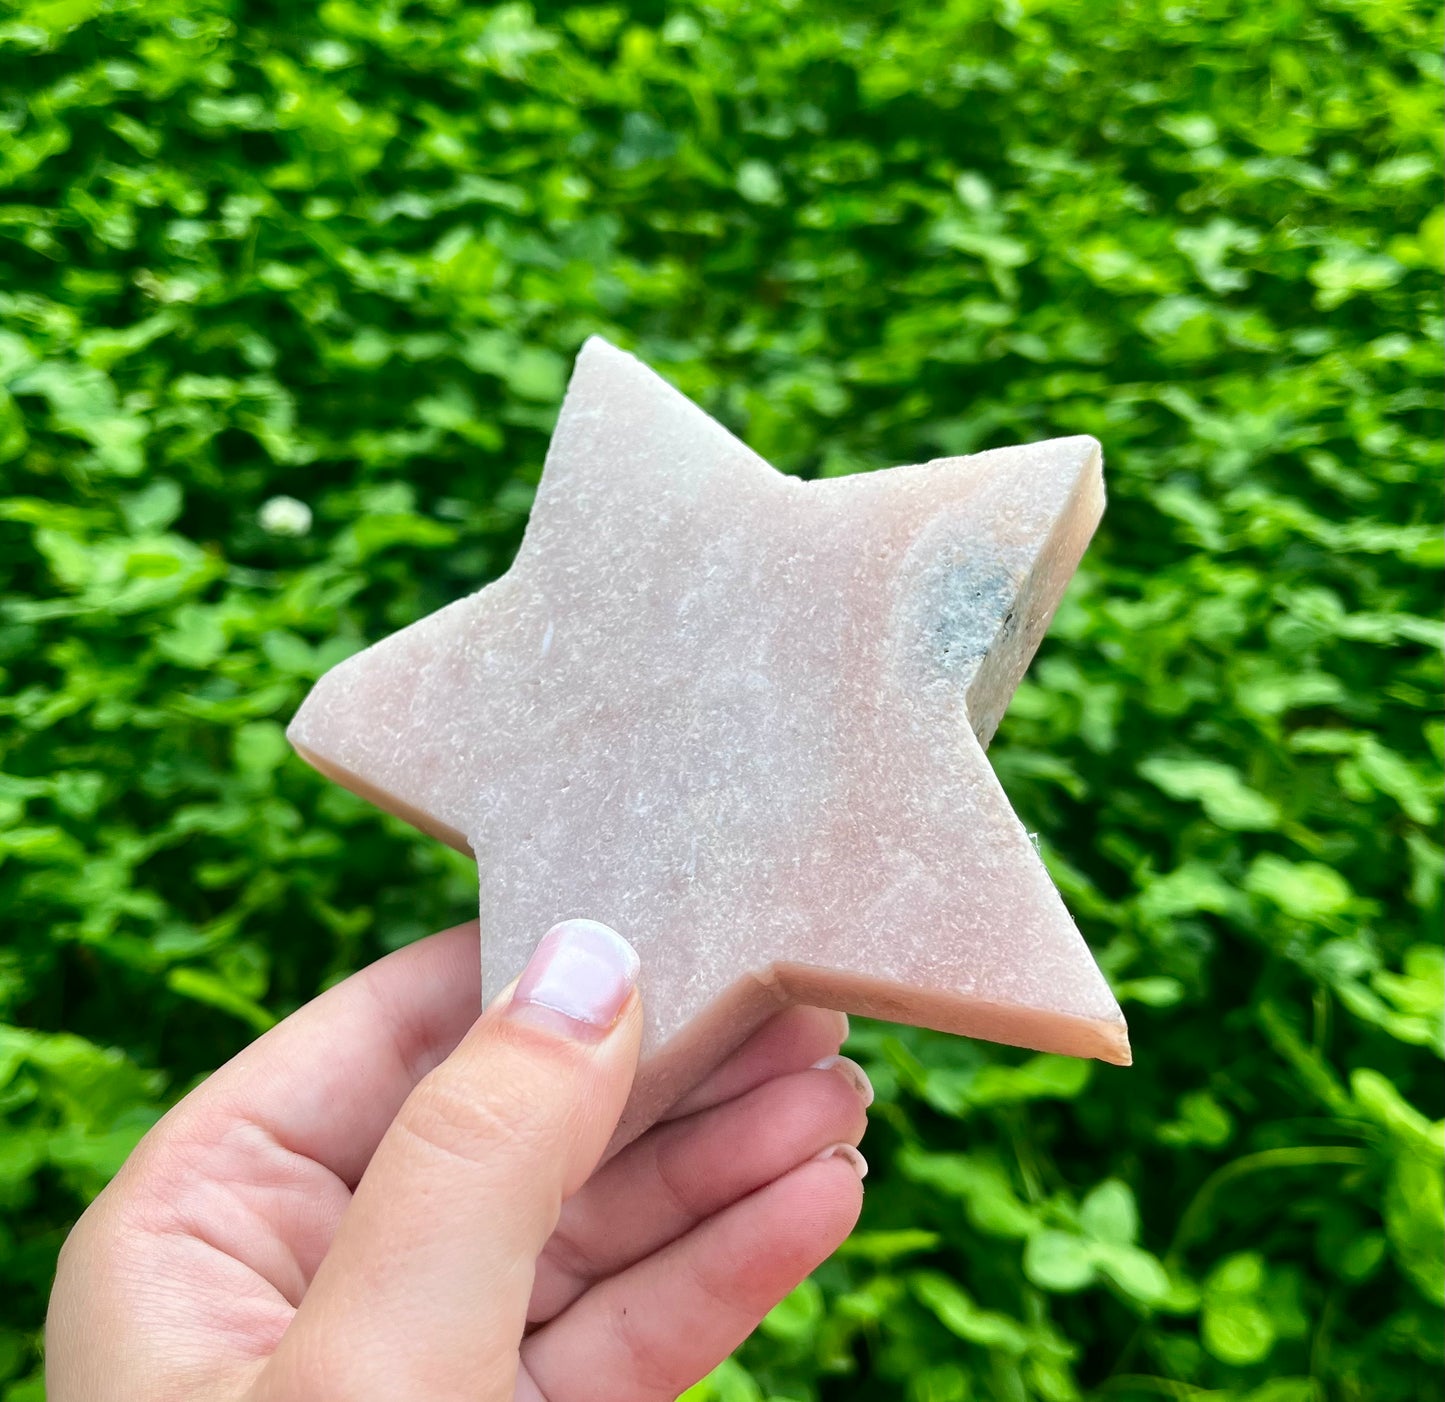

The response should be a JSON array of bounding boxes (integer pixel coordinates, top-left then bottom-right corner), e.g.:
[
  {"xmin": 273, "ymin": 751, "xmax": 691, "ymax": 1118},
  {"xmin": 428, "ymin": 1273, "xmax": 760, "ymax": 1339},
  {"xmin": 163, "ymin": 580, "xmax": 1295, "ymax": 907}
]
[
  {"xmin": 1139, "ymin": 757, "xmax": 1281, "ymax": 830},
  {"xmin": 1246, "ymin": 855, "xmax": 1353, "ymax": 920},
  {"xmin": 1115, "ymin": 976, "xmax": 1185, "ymax": 1008},
  {"xmin": 1158, "ymin": 1090, "xmax": 1234, "ymax": 1149},
  {"xmin": 736, "ymin": 160, "xmax": 783, "ymax": 206},
  {"xmin": 156, "ymin": 604, "xmax": 229, "ymax": 668},
  {"xmin": 165, "ymin": 968, "xmax": 275, "ymax": 1035},
  {"xmin": 1023, "ymin": 1232, "xmax": 1097, "ymax": 1292},
  {"xmin": 1091, "ymin": 1242, "xmax": 1173, "ymax": 1306},
  {"xmin": 1080, "ymin": 1180, "xmax": 1140, "ymax": 1245},
  {"xmin": 1199, "ymin": 1252, "xmax": 1298, "ymax": 1363},
  {"xmin": 912, "ymin": 1272, "xmax": 1032, "ymax": 1352},
  {"xmin": 1203, "ymin": 1298, "xmax": 1276, "ymax": 1364},
  {"xmin": 1350, "ymin": 1069, "xmax": 1443, "ymax": 1158},
  {"xmin": 0, "ymin": 1129, "xmax": 46, "ymax": 1189},
  {"xmin": 1136, "ymin": 862, "xmax": 1242, "ymax": 922},
  {"xmin": 1210, "ymin": 1253, "xmax": 1266, "ymax": 1295},
  {"xmin": 460, "ymin": 332, "xmax": 567, "ymax": 403},
  {"xmin": 1308, "ymin": 246, "xmax": 1406, "ymax": 309},
  {"xmin": 897, "ymin": 1150, "xmax": 1040, "ymax": 1239},
  {"xmin": 1242, "ymin": 1380, "xmax": 1321, "ymax": 1402},
  {"xmin": 1384, "ymin": 1152, "xmax": 1445, "ymax": 1304},
  {"xmin": 0, "ymin": 390, "xmax": 28, "ymax": 463},
  {"xmin": 233, "ymin": 721, "xmax": 290, "ymax": 776},
  {"xmin": 837, "ymin": 1229, "xmax": 942, "ymax": 1262},
  {"xmin": 760, "ymin": 1279, "xmax": 823, "ymax": 1343},
  {"xmin": 964, "ymin": 1055, "xmax": 1092, "ymax": 1108},
  {"xmin": 121, "ymin": 480, "xmax": 183, "ymax": 534}
]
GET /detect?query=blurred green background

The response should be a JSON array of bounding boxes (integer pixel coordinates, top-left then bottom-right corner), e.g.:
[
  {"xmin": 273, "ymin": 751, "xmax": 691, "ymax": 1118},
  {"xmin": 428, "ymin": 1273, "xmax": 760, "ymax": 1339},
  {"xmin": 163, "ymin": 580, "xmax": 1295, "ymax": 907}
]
[{"xmin": 1, "ymin": 0, "xmax": 1441, "ymax": 1397}]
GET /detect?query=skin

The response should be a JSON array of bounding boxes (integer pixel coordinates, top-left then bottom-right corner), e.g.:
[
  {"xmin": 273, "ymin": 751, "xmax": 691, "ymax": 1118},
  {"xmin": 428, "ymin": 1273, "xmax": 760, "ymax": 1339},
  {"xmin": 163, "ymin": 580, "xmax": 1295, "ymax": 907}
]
[{"xmin": 46, "ymin": 921, "xmax": 869, "ymax": 1401}]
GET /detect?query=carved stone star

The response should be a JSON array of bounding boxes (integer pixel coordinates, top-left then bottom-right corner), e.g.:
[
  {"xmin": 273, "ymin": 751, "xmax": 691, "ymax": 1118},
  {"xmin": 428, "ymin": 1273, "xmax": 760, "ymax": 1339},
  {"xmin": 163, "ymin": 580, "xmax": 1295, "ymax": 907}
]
[{"xmin": 290, "ymin": 338, "xmax": 1129, "ymax": 1136}]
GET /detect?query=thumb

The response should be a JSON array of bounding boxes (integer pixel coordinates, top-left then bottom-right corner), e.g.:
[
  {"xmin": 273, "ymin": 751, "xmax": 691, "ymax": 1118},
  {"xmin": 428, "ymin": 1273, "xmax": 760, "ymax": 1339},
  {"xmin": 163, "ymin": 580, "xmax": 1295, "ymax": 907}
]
[{"xmin": 253, "ymin": 920, "xmax": 643, "ymax": 1402}]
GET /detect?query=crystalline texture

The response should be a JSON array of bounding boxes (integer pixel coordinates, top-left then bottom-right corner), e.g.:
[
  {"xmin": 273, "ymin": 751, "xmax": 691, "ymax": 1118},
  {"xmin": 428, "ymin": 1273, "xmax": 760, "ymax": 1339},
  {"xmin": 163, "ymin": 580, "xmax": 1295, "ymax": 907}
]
[{"xmin": 289, "ymin": 337, "xmax": 1129, "ymax": 1143}]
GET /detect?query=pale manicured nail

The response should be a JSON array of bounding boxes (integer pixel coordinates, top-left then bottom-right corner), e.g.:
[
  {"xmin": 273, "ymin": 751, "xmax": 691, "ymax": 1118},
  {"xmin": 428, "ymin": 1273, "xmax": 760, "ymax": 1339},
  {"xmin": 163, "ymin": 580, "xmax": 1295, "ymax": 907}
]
[
  {"xmin": 813, "ymin": 1142, "xmax": 868, "ymax": 1179},
  {"xmin": 812, "ymin": 1054, "xmax": 875, "ymax": 1107},
  {"xmin": 507, "ymin": 920, "xmax": 639, "ymax": 1038}
]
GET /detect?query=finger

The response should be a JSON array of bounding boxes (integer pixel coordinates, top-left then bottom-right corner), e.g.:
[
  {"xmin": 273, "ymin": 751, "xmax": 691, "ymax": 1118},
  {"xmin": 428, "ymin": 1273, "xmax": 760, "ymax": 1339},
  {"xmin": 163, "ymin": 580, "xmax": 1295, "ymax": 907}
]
[
  {"xmin": 532, "ymin": 1056, "xmax": 872, "ymax": 1321},
  {"xmin": 522, "ymin": 1154, "xmax": 866, "ymax": 1402},
  {"xmin": 78, "ymin": 922, "xmax": 482, "ymax": 1319},
  {"xmin": 254, "ymin": 920, "xmax": 643, "ymax": 1402},
  {"xmin": 663, "ymin": 1004, "xmax": 850, "ymax": 1119},
  {"xmin": 155, "ymin": 920, "xmax": 483, "ymax": 1186}
]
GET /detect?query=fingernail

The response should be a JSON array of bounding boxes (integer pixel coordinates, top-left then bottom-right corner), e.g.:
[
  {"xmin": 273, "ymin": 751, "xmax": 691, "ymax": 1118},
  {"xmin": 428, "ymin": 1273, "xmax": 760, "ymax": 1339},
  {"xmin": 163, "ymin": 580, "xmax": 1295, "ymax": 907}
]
[
  {"xmin": 812, "ymin": 1054, "xmax": 875, "ymax": 1107},
  {"xmin": 507, "ymin": 920, "xmax": 639, "ymax": 1039},
  {"xmin": 813, "ymin": 1143, "xmax": 868, "ymax": 1179}
]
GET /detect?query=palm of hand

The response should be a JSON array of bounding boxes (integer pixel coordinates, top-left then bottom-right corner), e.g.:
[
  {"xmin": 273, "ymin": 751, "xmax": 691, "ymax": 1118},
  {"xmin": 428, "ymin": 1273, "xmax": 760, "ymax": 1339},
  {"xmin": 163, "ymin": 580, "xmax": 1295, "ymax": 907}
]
[{"xmin": 48, "ymin": 924, "xmax": 868, "ymax": 1401}]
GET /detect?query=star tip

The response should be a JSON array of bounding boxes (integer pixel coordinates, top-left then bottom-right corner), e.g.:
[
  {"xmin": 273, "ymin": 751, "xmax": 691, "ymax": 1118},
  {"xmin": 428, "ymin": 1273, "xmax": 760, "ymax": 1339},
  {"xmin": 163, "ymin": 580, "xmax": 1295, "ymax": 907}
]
[
  {"xmin": 284, "ymin": 699, "xmax": 323, "ymax": 765},
  {"xmin": 577, "ymin": 333, "xmax": 624, "ymax": 361},
  {"xmin": 285, "ymin": 645, "xmax": 365, "ymax": 757},
  {"xmin": 285, "ymin": 683, "xmax": 315, "ymax": 743},
  {"xmin": 1101, "ymin": 1020, "xmax": 1133, "ymax": 1067},
  {"xmin": 1044, "ymin": 434, "xmax": 1106, "ymax": 518},
  {"xmin": 564, "ymin": 335, "xmax": 637, "ymax": 403},
  {"xmin": 1054, "ymin": 433, "xmax": 1104, "ymax": 473}
]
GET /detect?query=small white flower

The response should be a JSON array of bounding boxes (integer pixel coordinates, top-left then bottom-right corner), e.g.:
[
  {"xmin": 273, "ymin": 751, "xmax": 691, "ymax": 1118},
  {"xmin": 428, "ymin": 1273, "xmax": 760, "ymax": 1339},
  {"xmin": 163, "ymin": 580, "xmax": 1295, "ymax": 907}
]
[{"xmin": 259, "ymin": 495, "xmax": 312, "ymax": 537}]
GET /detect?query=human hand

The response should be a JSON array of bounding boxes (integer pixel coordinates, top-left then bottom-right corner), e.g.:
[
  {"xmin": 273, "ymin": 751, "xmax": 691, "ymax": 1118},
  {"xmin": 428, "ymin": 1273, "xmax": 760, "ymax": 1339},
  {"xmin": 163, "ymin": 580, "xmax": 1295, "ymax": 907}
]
[{"xmin": 47, "ymin": 919, "xmax": 870, "ymax": 1401}]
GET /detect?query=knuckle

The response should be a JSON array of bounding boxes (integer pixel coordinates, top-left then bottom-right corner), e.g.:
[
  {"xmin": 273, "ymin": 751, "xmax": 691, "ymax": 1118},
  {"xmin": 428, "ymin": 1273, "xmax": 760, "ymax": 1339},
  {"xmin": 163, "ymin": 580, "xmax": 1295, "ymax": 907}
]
[
  {"xmin": 539, "ymin": 1210, "xmax": 596, "ymax": 1286},
  {"xmin": 607, "ymin": 1293, "xmax": 678, "ymax": 1398},
  {"xmin": 398, "ymin": 1059, "xmax": 557, "ymax": 1168},
  {"xmin": 651, "ymin": 1131, "xmax": 708, "ymax": 1222}
]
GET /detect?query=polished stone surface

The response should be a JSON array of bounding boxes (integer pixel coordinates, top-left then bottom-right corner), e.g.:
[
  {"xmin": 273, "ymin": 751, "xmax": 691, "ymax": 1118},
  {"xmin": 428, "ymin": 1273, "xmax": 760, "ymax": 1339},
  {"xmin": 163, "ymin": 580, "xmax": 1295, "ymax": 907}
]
[{"xmin": 290, "ymin": 338, "xmax": 1129, "ymax": 1141}]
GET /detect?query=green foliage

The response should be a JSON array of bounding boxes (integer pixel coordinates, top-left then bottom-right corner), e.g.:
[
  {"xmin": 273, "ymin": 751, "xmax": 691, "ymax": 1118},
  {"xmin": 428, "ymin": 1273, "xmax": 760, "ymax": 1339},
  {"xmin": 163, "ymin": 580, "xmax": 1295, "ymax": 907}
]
[{"xmin": 1, "ymin": 0, "xmax": 1441, "ymax": 1397}]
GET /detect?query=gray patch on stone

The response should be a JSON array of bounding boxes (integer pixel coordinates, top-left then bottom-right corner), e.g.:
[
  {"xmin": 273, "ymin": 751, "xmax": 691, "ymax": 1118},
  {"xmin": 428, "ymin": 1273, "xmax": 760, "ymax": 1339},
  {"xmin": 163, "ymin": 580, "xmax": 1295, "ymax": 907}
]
[{"xmin": 925, "ymin": 559, "xmax": 1022, "ymax": 680}]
